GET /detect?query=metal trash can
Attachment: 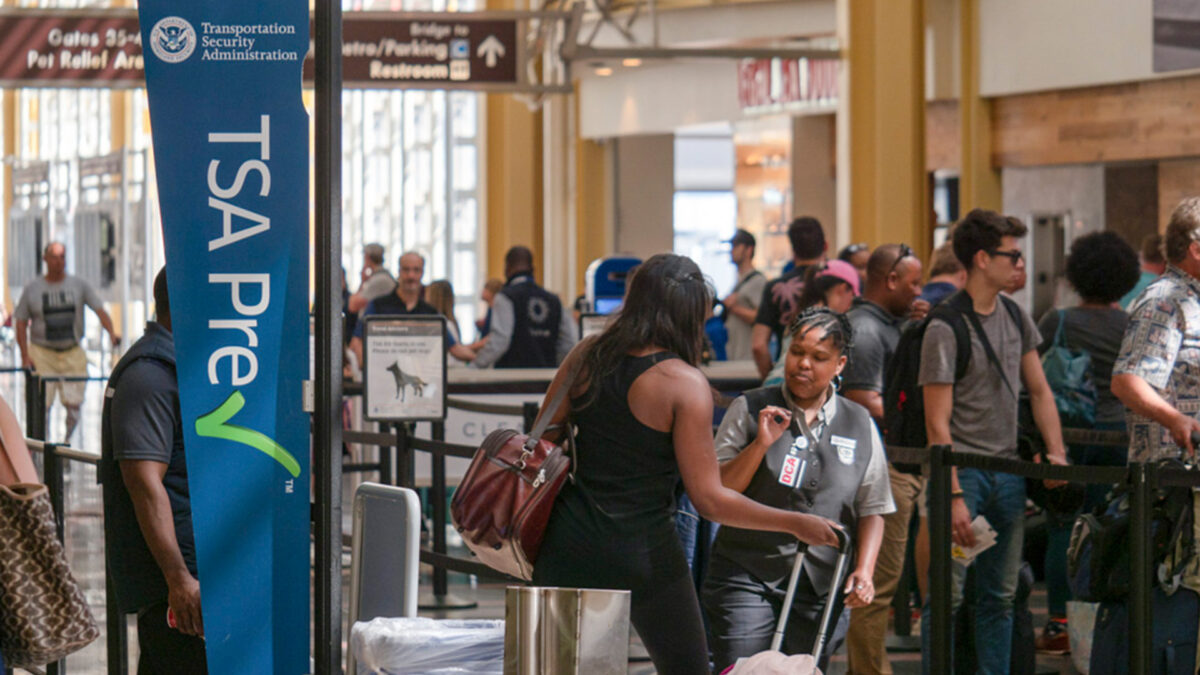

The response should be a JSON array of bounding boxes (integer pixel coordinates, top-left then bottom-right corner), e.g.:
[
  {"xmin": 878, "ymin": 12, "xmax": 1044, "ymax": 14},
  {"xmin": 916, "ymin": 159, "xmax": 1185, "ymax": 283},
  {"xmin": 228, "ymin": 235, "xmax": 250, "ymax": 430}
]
[{"xmin": 503, "ymin": 586, "xmax": 631, "ymax": 675}]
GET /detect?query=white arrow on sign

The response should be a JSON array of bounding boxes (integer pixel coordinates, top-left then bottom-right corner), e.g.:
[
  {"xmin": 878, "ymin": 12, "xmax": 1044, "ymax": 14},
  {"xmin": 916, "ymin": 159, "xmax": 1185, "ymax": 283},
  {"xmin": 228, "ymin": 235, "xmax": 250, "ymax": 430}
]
[{"xmin": 477, "ymin": 35, "xmax": 506, "ymax": 68}]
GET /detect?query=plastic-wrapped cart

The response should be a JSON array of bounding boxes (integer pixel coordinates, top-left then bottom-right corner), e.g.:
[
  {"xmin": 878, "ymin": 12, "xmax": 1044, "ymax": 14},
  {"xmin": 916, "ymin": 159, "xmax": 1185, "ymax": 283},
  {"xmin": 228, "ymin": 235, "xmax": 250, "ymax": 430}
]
[{"xmin": 350, "ymin": 617, "xmax": 504, "ymax": 675}]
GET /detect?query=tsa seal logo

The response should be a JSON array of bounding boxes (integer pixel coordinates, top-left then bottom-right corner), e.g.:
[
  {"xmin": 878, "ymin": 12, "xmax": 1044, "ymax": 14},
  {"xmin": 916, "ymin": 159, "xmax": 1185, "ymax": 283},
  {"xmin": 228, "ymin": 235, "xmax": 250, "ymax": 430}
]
[{"xmin": 149, "ymin": 17, "xmax": 196, "ymax": 63}]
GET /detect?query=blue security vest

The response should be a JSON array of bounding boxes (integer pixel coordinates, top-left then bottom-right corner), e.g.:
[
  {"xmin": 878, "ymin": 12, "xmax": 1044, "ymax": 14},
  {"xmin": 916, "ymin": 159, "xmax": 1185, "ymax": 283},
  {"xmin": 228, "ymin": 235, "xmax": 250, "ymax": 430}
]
[
  {"xmin": 711, "ymin": 386, "xmax": 874, "ymax": 596},
  {"xmin": 496, "ymin": 273, "xmax": 563, "ymax": 368}
]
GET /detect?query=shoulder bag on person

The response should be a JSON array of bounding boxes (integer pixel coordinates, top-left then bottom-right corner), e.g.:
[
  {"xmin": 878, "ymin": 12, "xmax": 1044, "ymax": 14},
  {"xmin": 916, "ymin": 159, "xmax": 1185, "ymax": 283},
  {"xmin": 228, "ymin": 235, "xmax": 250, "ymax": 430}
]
[
  {"xmin": 0, "ymin": 408, "xmax": 99, "ymax": 668},
  {"xmin": 451, "ymin": 357, "xmax": 583, "ymax": 581}
]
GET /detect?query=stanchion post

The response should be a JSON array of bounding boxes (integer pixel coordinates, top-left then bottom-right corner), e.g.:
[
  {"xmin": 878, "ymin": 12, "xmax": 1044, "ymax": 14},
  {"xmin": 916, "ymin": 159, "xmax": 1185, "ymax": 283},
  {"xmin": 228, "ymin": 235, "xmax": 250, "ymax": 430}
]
[
  {"xmin": 44, "ymin": 443, "xmax": 65, "ymax": 543},
  {"xmin": 25, "ymin": 372, "xmax": 45, "ymax": 441},
  {"xmin": 1129, "ymin": 461, "xmax": 1152, "ymax": 675},
  {"xmin": 379, "ymin": 422, "xmax": 394, "ymax": 486},
  {"xmin": 522, "ymin": 401, "xmax": 538, "ymax": 434},
  {"xmin": 928, "ymin": 444, "xmax": 953, "ymax": 674},
  {"xmin": 105, "ymin": 571, "xmax": 129, "ymax": 675},
  {"xmin": 43, "ymin": 441, "xmax": 64, "ymax": 675},
  {"xmin": 431, "ymin": 422, "xmax": 448, "ymax": 597},
  {"xmin": 395, "ymin": 423, "xmax": 412, "ymax": 489}
]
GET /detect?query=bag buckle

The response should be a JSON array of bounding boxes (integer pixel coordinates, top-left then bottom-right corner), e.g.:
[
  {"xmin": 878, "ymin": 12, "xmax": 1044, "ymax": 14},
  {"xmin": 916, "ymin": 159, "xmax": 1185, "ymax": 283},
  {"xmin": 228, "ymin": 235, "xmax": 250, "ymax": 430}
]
[{"xmin": 531, "ymin": 469, "xmax": 546, "ymax": 489}]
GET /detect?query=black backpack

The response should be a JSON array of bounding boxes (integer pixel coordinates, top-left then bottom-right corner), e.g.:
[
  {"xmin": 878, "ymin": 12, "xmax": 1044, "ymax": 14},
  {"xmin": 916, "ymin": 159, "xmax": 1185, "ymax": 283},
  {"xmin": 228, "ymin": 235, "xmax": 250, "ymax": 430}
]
[{"xmin": 881, "ymin": 290, "xmax": 1021, "ymax": 472}]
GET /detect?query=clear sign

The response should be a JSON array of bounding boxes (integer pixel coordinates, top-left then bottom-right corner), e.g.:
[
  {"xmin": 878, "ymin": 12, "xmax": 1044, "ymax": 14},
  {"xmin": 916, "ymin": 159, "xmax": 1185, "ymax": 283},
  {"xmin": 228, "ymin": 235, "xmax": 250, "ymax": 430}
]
[{"xmin": 364, "ymin": 315, "xmax": 447, "ymax": 422}]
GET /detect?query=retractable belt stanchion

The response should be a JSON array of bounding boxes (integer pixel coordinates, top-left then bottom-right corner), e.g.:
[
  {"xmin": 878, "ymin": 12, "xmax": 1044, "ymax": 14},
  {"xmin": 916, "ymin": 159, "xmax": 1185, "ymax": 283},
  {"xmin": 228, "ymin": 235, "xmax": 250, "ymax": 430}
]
[
  {"xmin": 419, "ymin": 421, "xmax": 477, "ymax": 611},
  {"xmin": 24, "ymin": 372, "xmax": 45, "ymax": 442},
  {"xmin": 395, "ymin": 423, "xmax": 411, "ymax": 489},
  {"xmin": 927, "ymin": 444, "xmax": 953, "ymax": 674},
  {"xmin": 44, "ymin": 442, "xmax": 64, "ymax": 675},
  {"xmin": 1129, "ymin": 461, "xmax": 1153, "ymax": 675}
]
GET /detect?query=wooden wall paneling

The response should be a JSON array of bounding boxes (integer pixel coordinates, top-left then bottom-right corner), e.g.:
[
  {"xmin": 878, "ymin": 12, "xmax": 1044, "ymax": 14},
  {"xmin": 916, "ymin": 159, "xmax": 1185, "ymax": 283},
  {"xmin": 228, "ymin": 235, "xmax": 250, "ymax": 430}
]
[
  {"xmin": 994, "ymin": 76, "xmax": 1200, "ymax": 167},
  {"xmin": 1159, "ymin": 158, "xmax": 1200, "ymax": 232}
]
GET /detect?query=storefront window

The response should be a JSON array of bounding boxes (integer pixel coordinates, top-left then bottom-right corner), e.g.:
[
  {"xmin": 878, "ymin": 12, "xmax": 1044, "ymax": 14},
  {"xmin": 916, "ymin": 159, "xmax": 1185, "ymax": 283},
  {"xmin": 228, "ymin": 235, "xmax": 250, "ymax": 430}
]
[
  {"xmin": 340, "ymin": 0, "xmax": 483, "ymax": 340},
  {"xmin": 673, "ymin": 130, "xmax": 738, "ymax": 296}
]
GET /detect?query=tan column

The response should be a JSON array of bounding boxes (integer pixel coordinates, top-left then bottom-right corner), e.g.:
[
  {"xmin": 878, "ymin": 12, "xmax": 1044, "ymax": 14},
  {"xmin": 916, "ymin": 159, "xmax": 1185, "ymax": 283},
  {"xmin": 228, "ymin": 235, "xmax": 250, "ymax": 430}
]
[
  {"xmin": 574, "ymin": 130, "xmax": 612, "ymax": 291},
  {"xmin": 958, "ymin": 0, "xmax": 1000, "ymax": 212},
  {"xmin": 485, "ymin": 0, "xmax": 543, "ymax": 280},
  {"xmin": 839, "ymin": 0, "xmax": 929, "ymax": 258}
]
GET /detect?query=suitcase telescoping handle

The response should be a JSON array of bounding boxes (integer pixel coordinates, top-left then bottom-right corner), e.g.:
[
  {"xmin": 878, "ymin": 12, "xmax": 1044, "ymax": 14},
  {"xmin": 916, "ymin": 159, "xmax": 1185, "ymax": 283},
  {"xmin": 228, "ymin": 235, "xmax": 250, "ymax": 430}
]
[{"xmin": 769, "ymin": 525, "xmax": 852, "ymax": 663}]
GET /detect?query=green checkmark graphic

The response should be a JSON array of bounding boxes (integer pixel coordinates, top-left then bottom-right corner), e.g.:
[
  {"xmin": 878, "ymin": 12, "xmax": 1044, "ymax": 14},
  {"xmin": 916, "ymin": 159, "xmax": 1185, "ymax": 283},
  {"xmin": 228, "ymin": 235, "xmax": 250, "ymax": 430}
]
[{"xmin": 195, "ymin": 390, "xmax": 301, "ymax": 478}]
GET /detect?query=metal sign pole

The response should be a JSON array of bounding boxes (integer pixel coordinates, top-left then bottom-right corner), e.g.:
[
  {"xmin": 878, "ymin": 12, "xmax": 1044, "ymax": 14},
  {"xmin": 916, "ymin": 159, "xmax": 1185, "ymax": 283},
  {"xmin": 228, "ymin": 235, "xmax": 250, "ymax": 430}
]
[{"xmin": 313, "ymin": 0, "xmax": 344, "ymax": 671}]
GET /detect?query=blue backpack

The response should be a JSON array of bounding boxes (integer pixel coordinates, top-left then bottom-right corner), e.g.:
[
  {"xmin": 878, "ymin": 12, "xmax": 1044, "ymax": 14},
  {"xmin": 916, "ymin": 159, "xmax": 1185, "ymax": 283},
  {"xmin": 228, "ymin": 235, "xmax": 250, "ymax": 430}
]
[{"xmin": 1040, "ymin": 310, "xmax": 1097, "ymax": 426}]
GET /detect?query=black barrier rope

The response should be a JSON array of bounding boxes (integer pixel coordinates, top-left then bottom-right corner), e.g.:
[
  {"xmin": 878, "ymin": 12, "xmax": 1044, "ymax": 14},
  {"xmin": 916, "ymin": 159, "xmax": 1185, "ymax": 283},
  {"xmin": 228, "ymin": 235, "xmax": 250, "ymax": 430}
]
[
  {"xmin": 419, "ymin": 549, "xmax": 523, "ymax": 584},
  {"xmin": 343, "ymin": 430, "xmax": 399, "ymax": 448},
  {"xmin": 404, "ymin": 435, "xmax": 478, "ymax": 460},
  {"xmin": 444, "ymin": 396, "xmax": 528, "ymax": 417}
]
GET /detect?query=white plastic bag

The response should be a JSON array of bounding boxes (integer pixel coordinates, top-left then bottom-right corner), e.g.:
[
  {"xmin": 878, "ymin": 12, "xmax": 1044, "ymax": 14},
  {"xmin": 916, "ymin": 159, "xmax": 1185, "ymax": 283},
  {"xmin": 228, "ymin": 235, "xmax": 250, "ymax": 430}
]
[{"xmin": 351, "ymin": 617, "xmax": 504, "ymax": 674}]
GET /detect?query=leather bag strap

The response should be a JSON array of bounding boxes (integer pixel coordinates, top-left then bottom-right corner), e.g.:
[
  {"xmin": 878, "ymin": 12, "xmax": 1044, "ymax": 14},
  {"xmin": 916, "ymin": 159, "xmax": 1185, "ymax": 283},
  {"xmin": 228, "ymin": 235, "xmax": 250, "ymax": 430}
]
[{"xmin": 527, "ymin": 353, "xmax": 586, "ymax": 443}]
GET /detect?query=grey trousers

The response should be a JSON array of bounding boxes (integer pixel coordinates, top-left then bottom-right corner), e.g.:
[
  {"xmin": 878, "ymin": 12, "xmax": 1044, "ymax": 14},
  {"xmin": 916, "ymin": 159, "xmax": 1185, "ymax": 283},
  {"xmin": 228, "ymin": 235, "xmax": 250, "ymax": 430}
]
[{"xmin": 701, "ymin": 553, "xmax": 849, "ymax": 673}]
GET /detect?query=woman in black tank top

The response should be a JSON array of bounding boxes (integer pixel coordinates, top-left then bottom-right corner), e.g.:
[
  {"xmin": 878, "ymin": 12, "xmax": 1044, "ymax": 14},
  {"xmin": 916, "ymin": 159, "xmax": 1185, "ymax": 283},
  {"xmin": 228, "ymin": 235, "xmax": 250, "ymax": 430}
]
[{"xmin": 532, "ymin": 254, "xmax": 843, "ymax": 675}]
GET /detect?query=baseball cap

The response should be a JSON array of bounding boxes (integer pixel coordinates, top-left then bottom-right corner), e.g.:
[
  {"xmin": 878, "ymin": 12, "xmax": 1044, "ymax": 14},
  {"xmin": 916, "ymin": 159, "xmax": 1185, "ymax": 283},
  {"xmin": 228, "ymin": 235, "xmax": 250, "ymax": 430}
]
[
  {"xmin": 815, "ymin": 259, "xmax": 861, "ymax": 296},
  {"xmin": 726, "ymin": 229, "xmax": 756, "ymax": 248}
]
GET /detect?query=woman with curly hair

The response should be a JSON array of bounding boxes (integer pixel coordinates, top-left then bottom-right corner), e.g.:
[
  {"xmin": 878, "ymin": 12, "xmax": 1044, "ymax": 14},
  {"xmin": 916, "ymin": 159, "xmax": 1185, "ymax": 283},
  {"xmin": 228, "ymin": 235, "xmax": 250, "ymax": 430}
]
[
  {"xmin": 1032, "ymin": 230, "xmax": 1139, "ymax": 652},
  {"xmin": 701, "ymin": 308, "xmax": 894, "ymax": 671}
]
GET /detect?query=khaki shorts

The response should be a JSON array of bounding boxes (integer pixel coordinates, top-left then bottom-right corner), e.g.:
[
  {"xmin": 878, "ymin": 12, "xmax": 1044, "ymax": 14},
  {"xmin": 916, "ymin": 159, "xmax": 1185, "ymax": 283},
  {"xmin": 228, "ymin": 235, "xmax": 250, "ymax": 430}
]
[{"xmin": 29, "ymin": 343, "xmax": 88, "ymax": 408}]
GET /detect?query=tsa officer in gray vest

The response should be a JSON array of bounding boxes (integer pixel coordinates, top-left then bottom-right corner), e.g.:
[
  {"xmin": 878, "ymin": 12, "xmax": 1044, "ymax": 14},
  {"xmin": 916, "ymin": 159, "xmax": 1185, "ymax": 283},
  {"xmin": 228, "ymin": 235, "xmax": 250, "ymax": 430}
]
[{"xmin": 701, "ymin": 308, "xmax": 894, "ymax": 672}]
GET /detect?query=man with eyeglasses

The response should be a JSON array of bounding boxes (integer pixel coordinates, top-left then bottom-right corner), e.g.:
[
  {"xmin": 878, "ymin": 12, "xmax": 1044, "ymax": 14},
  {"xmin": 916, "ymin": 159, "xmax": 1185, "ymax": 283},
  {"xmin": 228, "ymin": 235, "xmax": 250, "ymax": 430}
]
[{"xmin": 917, "ymin": 209, "xmax": 1067, "ymax": 675}]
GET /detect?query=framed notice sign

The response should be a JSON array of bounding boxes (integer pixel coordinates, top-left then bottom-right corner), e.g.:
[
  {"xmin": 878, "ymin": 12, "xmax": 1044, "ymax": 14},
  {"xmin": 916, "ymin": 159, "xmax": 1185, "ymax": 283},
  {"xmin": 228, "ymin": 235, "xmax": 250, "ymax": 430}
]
[
  {"xmin": 363, "ymin": 315, "xmax": 447, "ymax": 422},
  {"xmin": 578, "ymin": 312, "xmax": 611, "ymax": 341}
]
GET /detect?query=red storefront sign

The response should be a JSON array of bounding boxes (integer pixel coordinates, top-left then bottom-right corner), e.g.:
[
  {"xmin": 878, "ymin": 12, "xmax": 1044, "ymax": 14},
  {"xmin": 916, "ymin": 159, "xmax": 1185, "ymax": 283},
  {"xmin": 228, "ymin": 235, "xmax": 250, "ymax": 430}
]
[{"xmin": 737, "ymin": 57, "xmax": 838, "ymax": 114}]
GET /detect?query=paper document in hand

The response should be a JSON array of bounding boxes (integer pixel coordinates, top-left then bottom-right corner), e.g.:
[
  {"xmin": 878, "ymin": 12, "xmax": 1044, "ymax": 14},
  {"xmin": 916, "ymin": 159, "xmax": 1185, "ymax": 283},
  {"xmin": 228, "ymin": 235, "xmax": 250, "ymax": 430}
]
[{"xmin": 950, "ymin": 515, "xmax": 998, "ymax": 566}]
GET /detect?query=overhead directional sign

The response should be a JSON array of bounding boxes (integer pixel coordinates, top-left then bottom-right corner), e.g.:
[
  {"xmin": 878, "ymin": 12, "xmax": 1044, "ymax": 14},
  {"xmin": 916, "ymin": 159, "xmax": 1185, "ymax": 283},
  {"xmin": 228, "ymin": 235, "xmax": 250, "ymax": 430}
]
[
  {"xmin": 306, "ymin": 12, "xmax": 523, "ymax": 90},
  {"xmin": 1, "ymin": 8, "xmax": 575, "ymax": 93}
]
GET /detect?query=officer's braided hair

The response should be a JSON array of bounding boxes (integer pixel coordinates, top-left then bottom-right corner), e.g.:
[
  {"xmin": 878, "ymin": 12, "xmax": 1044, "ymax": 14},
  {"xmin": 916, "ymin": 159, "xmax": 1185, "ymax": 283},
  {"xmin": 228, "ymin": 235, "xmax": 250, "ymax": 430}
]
[{"xmin": 786, "ymin": 306, "xmax": 853, "ymax": 356}]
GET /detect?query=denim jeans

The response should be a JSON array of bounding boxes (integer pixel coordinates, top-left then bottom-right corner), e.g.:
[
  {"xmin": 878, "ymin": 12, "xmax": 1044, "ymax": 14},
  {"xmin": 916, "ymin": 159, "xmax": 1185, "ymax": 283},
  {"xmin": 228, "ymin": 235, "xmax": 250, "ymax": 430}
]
[{"xmin": 921, "ymin": 469, "xmax": 1026, "ymax": 675}]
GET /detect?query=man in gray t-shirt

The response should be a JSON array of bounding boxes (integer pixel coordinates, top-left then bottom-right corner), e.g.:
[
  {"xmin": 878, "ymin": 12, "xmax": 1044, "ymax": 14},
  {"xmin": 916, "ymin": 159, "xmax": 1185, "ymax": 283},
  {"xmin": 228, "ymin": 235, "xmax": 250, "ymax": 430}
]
[
  {"xmin": 916, "ymin": 210, "xmax": 1067, "ymax": 675},
  {"xmin": 14, "ymin": 242, "xmax": 120, "ymax": 442}
]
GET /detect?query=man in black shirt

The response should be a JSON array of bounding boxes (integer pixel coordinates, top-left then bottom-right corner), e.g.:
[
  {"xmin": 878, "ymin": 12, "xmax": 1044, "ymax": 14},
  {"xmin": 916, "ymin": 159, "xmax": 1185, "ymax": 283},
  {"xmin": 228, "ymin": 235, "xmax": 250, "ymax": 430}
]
[
  {"xmin": 101, "ymin": 269, "xmax": 206, "ymax": 675},
  {"xmin": 751, "ymin": 217, "xmax": 828, "ymax": 377},
  {"xmin": 349, "ymin": 251, "xmax": 438, "ymax": 364}
]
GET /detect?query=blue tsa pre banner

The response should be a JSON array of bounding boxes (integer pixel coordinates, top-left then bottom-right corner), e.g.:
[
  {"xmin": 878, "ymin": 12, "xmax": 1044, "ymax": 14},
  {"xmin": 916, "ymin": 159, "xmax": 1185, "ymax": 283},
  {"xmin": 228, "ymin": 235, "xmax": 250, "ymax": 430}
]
[{"xmin": 138, "ymin": 2, "xmax": 309, "ymax": 673}]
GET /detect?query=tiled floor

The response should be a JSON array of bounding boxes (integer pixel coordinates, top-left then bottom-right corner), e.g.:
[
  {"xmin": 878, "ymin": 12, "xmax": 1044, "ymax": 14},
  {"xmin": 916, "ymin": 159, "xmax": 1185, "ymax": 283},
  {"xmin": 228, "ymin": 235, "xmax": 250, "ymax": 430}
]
[{"xmin": 10, "ymin": 372, "xmax": 1080, "ymax": 675}]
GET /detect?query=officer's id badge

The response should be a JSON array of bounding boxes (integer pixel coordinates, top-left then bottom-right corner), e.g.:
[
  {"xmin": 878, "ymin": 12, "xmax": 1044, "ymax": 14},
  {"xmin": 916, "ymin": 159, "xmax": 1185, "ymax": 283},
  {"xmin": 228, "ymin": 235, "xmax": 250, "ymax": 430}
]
[
  {"xmin": 779, "ymin": 455, "xmax": 806, "ymax": 488},
  {"xmin": 831, "ymin": 435, "xmax": 857, "ymax": 465}
]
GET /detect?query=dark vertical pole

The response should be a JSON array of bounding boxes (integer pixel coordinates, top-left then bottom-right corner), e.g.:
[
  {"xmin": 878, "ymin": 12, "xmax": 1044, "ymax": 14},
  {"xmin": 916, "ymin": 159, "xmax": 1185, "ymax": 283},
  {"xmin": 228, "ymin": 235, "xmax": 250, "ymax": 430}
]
[
  {"xmin": 928, "ymin": 444, "xmax": 953, "ymax": 674},
  {"xmin": 25, "ymin": 373, "xmax": 45, "ymax": 441},
  {"xmin": 395, "ymin": 424, "xmax": 410, "ymax": 489},
  {"xmin": 378, "ymin": 422, "xmax": 393, "ymax": 486},
  {"xmin": 1129, "ymin": 462, "xmax": 1152, "ymax": 675},
  {"xmin": 44, "ymin": 444, "xmax": 64, "ymax": 542},
  {"xmin": 106, "ymin": 571, "xmax": 129, "ymax": 675},
  {"xmin": 313, "ymin": 0, "xmax": 344, "ymax": 672},
  {"xmin": 44, "ymin": 443, "xmax": 63, "ymax": 675},
  {"xmin": 430, "ymin": 422, "xmax": 448, "ymax": 597}
]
